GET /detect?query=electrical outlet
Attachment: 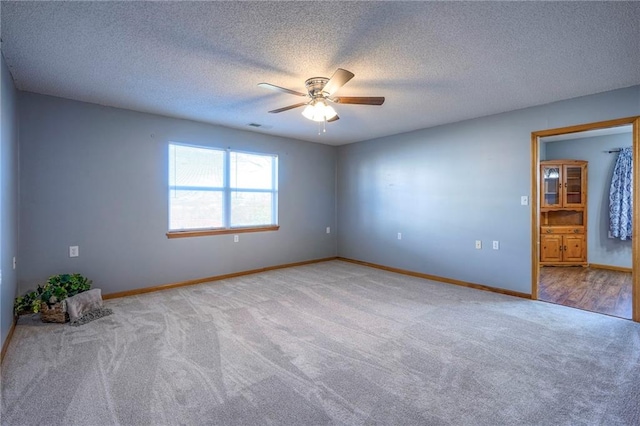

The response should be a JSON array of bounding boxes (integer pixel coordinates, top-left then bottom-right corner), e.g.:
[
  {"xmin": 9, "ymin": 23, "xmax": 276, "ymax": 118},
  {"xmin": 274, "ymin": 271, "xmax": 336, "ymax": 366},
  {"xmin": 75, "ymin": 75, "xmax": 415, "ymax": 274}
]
[
  {"xmin": 475, "ymin": 240, "xmax": 482, "ymax": 249},
  {"xmin": 69, "ymin": 246, "xmax": 79, "ymax": 257},
  {"xmin": 326, "ymin": 227, "xmax": 331, "ymax": 234},
  {"xmin": 397, "ymin": 232, "xmax": 402, "ymax": 240},
  {"xmin": 233, "ymin": 235, "xmax": 239, "ymax": 243},
  {"xmin": 493, "ymin": 241, "xmax": 500, "ymax": 250}
]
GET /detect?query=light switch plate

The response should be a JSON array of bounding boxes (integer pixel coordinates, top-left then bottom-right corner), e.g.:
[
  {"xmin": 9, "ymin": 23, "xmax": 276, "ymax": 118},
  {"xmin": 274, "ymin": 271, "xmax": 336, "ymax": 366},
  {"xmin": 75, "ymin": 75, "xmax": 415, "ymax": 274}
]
[{"xmin": 521, "ymin": 196, "xmax": 529, "ymax": 206}]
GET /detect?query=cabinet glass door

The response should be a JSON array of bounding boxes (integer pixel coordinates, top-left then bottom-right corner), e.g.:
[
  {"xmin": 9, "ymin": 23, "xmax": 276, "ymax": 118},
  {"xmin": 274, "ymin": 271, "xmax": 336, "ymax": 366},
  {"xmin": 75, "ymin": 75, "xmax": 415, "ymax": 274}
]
[
  {"xmin": 564, "ymin": 165, "xmax": 583, "ymax": 206},
  {"xmin": 542, "ymin": 166, "xmax": 561, "ymax": 207}
]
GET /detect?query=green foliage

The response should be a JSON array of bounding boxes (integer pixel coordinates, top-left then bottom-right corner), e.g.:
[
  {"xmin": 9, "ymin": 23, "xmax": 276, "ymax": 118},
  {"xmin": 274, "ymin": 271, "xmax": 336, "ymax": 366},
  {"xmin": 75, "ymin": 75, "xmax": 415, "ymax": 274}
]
[
  {"xmin": 13, "ymin": 292, "xmax": 42, "ymax": 315},
  {"xmin": 14, "ymin": 273, "xmax": 92, "ymax": 316}
]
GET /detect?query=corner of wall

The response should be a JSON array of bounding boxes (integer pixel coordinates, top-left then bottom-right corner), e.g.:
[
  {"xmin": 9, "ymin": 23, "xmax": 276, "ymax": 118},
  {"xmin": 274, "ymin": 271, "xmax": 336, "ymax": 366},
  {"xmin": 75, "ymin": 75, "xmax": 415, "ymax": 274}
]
[{"xmin": 1, "ymin": 52, "xmax": 20, "ymax": 350}]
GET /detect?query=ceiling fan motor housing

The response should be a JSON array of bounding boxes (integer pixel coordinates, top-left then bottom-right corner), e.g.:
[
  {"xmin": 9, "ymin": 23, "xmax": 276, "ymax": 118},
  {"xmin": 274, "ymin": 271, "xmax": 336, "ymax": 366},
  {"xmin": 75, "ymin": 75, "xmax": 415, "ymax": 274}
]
[{"xmin": 305, "ymin": 77, "xmax": 330, "ymax": 98}]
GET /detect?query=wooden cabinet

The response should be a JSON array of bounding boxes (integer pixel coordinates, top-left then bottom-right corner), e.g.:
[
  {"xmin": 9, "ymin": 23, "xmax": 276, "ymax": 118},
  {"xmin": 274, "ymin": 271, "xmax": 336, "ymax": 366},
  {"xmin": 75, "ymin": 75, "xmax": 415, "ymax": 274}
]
[
  {"xmin": 541, "ymin": 161, "xmax": 587, "ymax": 209},
  {"xmin": 541, "ymin": 234, "xmax": 585, "ymax": 263},
  {"xmin": 563, "ymin": 235, "xmax": 586, "ymax": 262},
  {"xmin": 540, "ymin": 234, "xmax": 562, "ymax": 263},
  {"xmin": 540, "ymin": 160, "xmax": 587, "ymax": 266}
]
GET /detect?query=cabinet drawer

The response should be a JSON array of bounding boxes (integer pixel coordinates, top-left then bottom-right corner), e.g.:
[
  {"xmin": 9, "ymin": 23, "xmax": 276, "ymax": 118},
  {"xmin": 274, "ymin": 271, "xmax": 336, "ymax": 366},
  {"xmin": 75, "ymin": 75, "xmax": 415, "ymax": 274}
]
[{"xmin": 541, "ymin": 226, "xmax": 584, "ymax": 234}]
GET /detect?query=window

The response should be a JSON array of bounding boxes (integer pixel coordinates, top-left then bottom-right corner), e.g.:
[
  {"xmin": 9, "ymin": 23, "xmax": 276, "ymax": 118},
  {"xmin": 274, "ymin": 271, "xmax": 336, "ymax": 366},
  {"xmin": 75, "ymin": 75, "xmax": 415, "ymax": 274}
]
[{"xmin": 168, "ymin": 143, "xmax": 278, "ymax": 237}]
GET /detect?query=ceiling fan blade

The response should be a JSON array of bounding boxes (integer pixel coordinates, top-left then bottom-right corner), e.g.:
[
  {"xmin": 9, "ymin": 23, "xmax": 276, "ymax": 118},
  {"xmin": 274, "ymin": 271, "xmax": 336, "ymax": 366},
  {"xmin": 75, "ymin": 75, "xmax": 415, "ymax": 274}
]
[
  {"xmin": 322, "ymin": 68, "xmax": 355, "ymax": 95},
  {"xmin": 258, "ymin": 83, "xmax": 307, "ymax": 97},
  {"xmin": 333, "ymin": 96, "xmax": 385, "ymax": 105},
  {"xmin": 327, "ymin": 115, "xmax": 340, "ymax": 123},
  {"xmin": 268, "ymin": 102, "xmax": 308, "ymax": 113}
]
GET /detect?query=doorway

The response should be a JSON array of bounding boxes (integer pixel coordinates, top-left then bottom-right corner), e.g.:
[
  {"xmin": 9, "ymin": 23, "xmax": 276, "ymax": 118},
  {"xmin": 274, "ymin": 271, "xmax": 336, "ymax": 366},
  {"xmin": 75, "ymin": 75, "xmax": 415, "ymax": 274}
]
[{"xmin": 531, "ymin": 117, "xmax": 640, "ymax": 322}]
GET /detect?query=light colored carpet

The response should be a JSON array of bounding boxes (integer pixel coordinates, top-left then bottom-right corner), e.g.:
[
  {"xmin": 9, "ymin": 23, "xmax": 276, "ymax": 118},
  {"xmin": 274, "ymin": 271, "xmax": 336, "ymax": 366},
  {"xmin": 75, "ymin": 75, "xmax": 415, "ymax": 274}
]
[{"xmin": 2, "ymin": 260, "xmax": 639, "ymax": 425}]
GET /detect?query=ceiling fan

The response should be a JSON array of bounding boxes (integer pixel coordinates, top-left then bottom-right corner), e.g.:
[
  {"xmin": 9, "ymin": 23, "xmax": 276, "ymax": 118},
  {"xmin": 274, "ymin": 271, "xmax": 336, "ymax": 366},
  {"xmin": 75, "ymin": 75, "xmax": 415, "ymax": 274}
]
[{"xmin": 258, "ymin": 68, "xmax": 385, "ymax": 124}]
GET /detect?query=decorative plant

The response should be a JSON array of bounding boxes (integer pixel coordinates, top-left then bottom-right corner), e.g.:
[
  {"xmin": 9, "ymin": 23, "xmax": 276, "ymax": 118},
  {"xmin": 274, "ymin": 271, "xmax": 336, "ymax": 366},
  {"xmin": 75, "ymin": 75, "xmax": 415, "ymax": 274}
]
[{"xmin": 14, "ymin": 273, "xmax": 92, "ymax": 315}]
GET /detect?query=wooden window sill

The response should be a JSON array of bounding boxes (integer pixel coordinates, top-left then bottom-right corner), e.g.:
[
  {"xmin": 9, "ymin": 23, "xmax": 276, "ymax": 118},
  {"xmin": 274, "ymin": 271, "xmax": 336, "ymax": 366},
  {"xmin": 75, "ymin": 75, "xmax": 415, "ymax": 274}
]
[{"xmin": 167, "ymin": 225, "xmax": 280, "ymax": 239}]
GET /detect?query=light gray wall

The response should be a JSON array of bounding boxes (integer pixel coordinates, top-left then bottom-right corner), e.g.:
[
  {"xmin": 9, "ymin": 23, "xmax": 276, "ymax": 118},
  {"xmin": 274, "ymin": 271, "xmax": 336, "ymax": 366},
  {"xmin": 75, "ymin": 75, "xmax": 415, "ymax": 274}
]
[
  {"xmin": 337, "ymin": 86, "xmax": 640, "ymax": 294},
  {"xmin": 18, "ymin": 93, "xmax": 337, "ymax": 294},
  {"xmin": 1, "ymin": 53, "xmax": 20, "ymax": 349},
  {"xmin": 545, "ymin": 132, "xmax": 633, "ymax": 268}
]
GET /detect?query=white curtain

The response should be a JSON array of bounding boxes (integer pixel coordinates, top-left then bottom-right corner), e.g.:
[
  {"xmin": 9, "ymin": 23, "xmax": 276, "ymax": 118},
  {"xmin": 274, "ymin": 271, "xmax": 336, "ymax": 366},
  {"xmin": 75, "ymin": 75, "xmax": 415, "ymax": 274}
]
[{"xmin": 609, "ymin": 147, "xmax": 633, "ymax": 240}]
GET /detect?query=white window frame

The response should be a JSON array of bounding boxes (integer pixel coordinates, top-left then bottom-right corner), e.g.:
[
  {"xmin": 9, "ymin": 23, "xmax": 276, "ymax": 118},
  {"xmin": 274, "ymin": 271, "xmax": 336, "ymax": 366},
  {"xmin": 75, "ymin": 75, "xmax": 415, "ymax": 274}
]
[{"xmin": 167, "ymin": 143, "xmax": 279, "ymax": 238}]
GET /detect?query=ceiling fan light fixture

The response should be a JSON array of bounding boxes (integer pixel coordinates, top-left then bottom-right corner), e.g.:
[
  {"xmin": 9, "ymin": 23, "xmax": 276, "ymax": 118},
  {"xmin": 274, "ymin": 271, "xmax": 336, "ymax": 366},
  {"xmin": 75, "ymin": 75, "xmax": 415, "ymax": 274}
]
[{"xmin": 302, "ymin": 99, "xmax": 337, "ymax": 122}]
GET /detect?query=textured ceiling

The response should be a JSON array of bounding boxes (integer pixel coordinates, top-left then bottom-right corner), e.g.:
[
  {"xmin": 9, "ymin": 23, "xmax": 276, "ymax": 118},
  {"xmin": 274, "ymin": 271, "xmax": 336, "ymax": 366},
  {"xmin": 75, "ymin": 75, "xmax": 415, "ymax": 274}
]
[{"xmin": 1, "ymin": 1, "xmax": 639, "ymax": 146}]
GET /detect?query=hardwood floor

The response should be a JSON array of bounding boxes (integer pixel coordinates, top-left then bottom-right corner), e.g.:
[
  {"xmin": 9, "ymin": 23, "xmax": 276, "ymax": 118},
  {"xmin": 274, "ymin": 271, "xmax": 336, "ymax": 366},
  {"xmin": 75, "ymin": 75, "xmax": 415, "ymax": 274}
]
[{"xmin": 539, "ymin": 266, "xmax": 632, "ymax": 319}]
